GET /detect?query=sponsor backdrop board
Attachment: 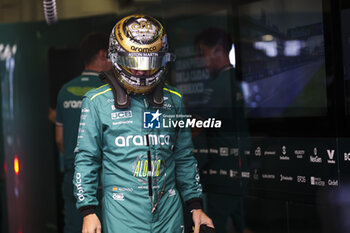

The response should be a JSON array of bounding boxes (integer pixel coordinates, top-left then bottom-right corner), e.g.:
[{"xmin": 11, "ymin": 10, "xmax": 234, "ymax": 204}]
[{"xmin": 247, "ymin": 137, "xmax": 338, "ymax": 196}]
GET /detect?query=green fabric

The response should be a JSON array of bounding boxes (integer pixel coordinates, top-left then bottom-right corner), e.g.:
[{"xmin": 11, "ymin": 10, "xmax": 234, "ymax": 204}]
[
  {"xmin": 73, "ymin": 84, "xmax": 202, "ymax": 232},
  {"xmin": 56, "ymin": 71, "xmax": 103, "ymax": 170}
]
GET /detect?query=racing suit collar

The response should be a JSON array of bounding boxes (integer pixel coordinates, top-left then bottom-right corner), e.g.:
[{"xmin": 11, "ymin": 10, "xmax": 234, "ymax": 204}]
[{"xmin": 81, "ymin": 70, "xmax": 100, "ymax": 76}]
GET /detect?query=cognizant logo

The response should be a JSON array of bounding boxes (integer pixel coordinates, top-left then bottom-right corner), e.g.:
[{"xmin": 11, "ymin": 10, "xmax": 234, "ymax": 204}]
[{"xmin": 115, "ymin": 134, "xmax": 170, "ymax": 147}]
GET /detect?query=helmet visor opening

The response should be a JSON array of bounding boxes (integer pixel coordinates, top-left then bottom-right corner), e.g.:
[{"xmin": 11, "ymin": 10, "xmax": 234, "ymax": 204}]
[{"xmin": 114, "ymin": 52, "xmax": 175, "ymax": 70}]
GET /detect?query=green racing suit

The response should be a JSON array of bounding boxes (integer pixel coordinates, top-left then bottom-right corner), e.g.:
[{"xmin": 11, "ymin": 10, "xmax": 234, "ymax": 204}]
[{"xmin": 73, "ymin": 83, "xmax": 202, "ymax": 233}]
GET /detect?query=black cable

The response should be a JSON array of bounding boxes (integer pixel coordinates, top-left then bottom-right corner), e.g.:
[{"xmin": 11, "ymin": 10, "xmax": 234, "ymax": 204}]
[
  {"xmin": 145, "ymin": 134, "xmax": 153, "ymax": 198},
  {"xmin": 151, "ymin": 153, "xmax": 167, "ymax": 214},
  {"xmin": 150, "ymin": 78, "xmax": 178, "ymax": 214}
]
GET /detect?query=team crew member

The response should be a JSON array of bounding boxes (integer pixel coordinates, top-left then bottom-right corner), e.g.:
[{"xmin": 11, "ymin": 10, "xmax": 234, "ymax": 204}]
[
  {"xmin": 56, "ymin": 32, "xmax": 112, "ymax": 233},
  {"xmin": 195, "ymin": 28, "xmax": 249, "ymax": 233},
  {"xmin": 73, "ymin": 14, "xmax": 214, "ymax": 233}
]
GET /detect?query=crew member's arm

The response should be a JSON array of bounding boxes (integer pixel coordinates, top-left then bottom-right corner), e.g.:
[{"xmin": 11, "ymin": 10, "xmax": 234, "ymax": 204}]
[
  {"xmin": 48, "ymin": 107, "xmax": 56, "ymax": 124},
  {"xmin": 172, "ymin": 93, "xmax": 214, "ymax": 233},
  {"xmin": 55, "ymin": 124, "xmax": 64, "ymax": 154},
  {"xmin": 55, "ymin": 95, "xmax": 64, "ymax": 154},
  {"xmin": 73, "ymin": 96, "xmax": 102, "ymax": 233}
]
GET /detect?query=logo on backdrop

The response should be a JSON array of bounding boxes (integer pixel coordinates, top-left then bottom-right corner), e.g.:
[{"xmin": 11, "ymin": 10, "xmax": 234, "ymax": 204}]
[{"xmin": 327, "ymin": 149, "xmax": 335, "ymax": 164}]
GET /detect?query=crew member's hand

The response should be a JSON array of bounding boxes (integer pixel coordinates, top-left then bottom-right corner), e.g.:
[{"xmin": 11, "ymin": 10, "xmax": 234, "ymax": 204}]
[
  {"xmin": 48, "ymin": 107, "xmax": 56, "ymax": 124},
  {"xmin": 82, "ymin": 213, "xmax": 101, "ymax": 233},
  {"xmin": 192, "ymin": 209, "xmax": 214, "ymax": 233}
]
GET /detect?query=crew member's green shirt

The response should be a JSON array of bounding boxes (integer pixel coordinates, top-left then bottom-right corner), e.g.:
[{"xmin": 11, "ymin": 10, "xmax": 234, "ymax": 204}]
[{"xmin": 56, "ymin": 70, "xmax": 103, "ymax": 170}]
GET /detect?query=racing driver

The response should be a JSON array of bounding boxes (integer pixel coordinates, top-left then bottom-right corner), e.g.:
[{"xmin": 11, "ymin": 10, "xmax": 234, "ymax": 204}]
[{"xmin": 73, "ymin": 14, "xmax": 214, "ymax": 233}]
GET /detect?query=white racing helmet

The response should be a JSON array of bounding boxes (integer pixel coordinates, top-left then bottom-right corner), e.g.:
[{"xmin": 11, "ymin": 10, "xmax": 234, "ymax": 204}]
[{"xmin": 108, "ymin": 14, "xmax": 175, "ymax": 94}]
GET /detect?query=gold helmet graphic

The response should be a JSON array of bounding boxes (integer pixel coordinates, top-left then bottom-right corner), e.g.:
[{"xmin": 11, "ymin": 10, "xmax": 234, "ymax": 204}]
[{"xmin": 108, "ymin": 14, "xmax": 175, "ymax": 94}]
